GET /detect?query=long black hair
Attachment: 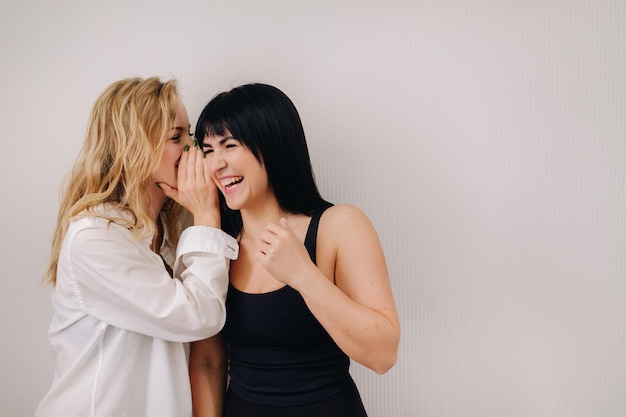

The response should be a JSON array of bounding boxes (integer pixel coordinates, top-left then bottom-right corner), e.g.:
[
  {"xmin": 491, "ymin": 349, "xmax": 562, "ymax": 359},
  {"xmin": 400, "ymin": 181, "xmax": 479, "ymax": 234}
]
[{"xmin": 195, "ymin": 83, "xmax": 331, "ymax": 237}]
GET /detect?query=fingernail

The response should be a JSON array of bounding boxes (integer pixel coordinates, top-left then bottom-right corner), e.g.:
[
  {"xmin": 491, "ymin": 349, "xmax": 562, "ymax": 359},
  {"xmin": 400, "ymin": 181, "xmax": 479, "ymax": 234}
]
[
  {"xmin": 155, "ymin": 182, "xmax": 162, "ymax": 190},
  {"xmin": 183, "ymin": 144, "xmax": 190, "ymax": 152},
  {"xmin": 201, "ymin": 151, "xmax": 206, "ymax": 159},
  {"xmin": 193, "ymin": 139, "xmax": 199, "ymax": 148}
]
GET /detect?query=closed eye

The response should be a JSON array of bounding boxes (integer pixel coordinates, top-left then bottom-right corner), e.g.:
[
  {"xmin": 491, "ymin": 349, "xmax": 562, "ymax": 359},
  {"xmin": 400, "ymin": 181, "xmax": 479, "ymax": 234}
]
[
  {"xmin": 202, "ymin": 136, "xmax": 241, "ymax": 153},
  {"xmin": 201, "ymin": 140, "xmax": 213, "ymax": 153},
  {"xmin": 170, "ymin": 125, "xmax": 191, "ymax": 142},
  {"xmin": 223, "ymin": 137, "xmax": 242, "ymax": 149}
]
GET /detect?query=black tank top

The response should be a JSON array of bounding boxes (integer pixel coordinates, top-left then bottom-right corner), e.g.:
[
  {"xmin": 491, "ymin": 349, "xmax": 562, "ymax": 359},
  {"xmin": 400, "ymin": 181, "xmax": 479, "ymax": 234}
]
[{"xmin": 222, "ymin": 206, "xmax": 351, "ymax": 406}]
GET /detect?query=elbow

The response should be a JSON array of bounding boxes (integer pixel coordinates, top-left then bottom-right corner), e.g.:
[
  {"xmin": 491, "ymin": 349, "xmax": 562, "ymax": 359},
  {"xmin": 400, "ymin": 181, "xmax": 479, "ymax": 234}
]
[
  {"xmin": 190, "ymin": 350, "xmax": 227, "ymax": 373},
  {"xmin": 191, "ymin": 304, "xmax": 227, "ymax": 341},
  {"xmin": 204, "ymin": 308, "xmax": 227, "ymax": 338},
  {"xmin": 371, "ymin": 351, "xmax": 398, "ymax": 375},
  {"xmin": 361, "ymin": 342, "xmax": 399, "ymax": 374},
  {"xmin": 369, "ymin": 331, "xmax": 400, "ymax": 375}
]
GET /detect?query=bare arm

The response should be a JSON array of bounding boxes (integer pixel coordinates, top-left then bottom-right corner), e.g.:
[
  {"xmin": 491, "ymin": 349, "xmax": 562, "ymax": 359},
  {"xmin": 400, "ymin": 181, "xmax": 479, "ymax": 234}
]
[
  {"xmin": 189, "ymin": 335, "xmax": 228, "ymax": 417},
  {"xmin": 256, "ymin": 205, "xmax": 400, "ymax": 374}
]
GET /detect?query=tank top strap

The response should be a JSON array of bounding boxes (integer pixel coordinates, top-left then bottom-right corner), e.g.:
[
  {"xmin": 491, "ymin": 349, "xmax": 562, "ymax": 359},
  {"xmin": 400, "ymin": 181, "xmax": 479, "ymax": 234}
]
[{"xmin": 304, "ymin": 204, "xmax": 333, "ymax": 265}]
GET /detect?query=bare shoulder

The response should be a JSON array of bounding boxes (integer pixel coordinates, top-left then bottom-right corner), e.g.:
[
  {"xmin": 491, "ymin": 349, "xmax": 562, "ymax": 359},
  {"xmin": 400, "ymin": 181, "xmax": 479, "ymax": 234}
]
[
  {"xmin": 324, "ymin": 203, "xmax": 365, "ymax": 216},
  {"xmin": 321, "ymin": 204, "xmax": 377, "ymax": 235},
  {"xmin": 315, "ymin": 204, "xmax": 383, "ymax": 284},
  {"xmin": 318, "ymin": 204, "xmax": 382, "ymax": 258}
]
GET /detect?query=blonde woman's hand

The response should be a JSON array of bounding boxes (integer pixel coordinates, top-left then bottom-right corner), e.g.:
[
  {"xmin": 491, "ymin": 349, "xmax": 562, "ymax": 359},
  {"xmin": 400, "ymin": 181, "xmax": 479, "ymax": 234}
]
[{"xmin": 159, "ymin": 145, "xmax": 220, "ymax": 228}]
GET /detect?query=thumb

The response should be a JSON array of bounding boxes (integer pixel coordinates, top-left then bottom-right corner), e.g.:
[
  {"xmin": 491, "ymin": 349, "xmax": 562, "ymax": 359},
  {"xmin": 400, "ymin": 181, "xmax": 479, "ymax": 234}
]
[{"xmin": 156, "ymin": 182, "xmax": 178, "ymax": 200}]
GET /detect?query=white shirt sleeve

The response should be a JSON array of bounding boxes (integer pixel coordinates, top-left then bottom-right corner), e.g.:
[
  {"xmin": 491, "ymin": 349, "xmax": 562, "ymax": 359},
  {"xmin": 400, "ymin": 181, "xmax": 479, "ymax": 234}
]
[{"xmin": 59, "ymin": 216, "xmax": 238, "ymax": 342}]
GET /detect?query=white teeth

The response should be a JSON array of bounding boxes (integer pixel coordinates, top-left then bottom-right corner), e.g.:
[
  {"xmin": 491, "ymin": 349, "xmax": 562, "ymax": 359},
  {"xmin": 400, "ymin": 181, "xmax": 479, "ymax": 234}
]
[{"xmin": 221, "ymin": 176, "xmax": 243, "ymax": 187}]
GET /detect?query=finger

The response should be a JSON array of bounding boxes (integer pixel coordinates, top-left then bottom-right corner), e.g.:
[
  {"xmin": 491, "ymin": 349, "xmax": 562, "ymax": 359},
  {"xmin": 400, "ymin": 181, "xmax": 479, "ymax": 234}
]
[
  {"xmin": 264, "ymin": 222, "xmax": 290, "ymax": 240},
  {"xmin": 202, "ymin": 154, "xmax": 213, "ymax": 184},
  {"xmin": 185, "ymin": 146, "xmax": 199, "ymax": 184},
  {"xmin": 178, "ymin": 145, "xmax": 190, "ymax": 184},
  {"xmin": 261, "ymin": 222, "xmax": 282, "ymax": 236},
  {"xmin": 195, "ymin": 145, "xmax": 205, "ymax": 185},
  {"xmin": 158, "ymin": 182, "xmax": 178, "ymax": 201},
  {"xmin": 259, "ymin": 228, "xmax": 278, "ymax": 245},
  {"xmin": 260, "ymin": 241, "xmax": 273, "ymax": 256}
]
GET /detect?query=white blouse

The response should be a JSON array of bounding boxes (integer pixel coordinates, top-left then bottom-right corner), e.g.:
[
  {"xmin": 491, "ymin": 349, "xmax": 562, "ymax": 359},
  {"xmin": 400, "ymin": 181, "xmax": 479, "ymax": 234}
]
[{"xmin": 35, "ymin": 205, "xmax": 238, "ymax": 417}]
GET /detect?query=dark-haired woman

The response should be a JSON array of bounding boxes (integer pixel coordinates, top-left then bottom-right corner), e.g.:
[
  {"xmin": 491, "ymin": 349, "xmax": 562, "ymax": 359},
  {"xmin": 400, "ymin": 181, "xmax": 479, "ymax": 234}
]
[{"xmin": 189, "ymin": 83, "xmax": 400, "ymax": 417}]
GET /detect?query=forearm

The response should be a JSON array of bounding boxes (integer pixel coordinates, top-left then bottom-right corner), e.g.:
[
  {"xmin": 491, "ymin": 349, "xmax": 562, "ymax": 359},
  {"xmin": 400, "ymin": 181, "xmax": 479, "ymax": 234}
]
[
  {"xmin": 297, "ymin": 270, "xmax": 400, "ymax": 374},
  {"xmin": 68, "ymin": 221, "xmax": 237, "ymax": 342},
  {"xmin": 189, "ymin": 339, "xmax": 228, "ymax": 417},
  {"xmin": 190, "ymin": 365, "xmax": 226, "ymax": 417}
]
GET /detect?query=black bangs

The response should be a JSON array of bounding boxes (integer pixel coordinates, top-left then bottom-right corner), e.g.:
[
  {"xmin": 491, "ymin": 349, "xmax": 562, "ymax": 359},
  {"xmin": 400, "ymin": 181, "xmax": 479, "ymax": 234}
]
[
  {"xmin": 195, "ymin": 88, "xmax": 263, "ymax": 161},
  {"xmin": 196, "ymin": 118, "xmax": 229, "ymax": 141},
  {"xmin": 194, "ymin": 92, "xmax": 230, "ymax": 140}
]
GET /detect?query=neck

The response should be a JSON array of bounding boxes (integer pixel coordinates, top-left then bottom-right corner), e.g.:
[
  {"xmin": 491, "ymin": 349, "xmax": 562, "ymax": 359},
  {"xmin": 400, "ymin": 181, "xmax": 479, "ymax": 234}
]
[
  {"xmin": 239, "ymin": 201, "xmax": 285, "ymax": 238},
  {"xmin": 151, "ymin": 218, "xmax": 164, "ymax": 253},
  {"xmin": 147, "ymin": 183, "xmax": 167, "ymax": 222},
  {"xmin": 146, "ymin": 183, "xmax": 167, "ymax": 253}
]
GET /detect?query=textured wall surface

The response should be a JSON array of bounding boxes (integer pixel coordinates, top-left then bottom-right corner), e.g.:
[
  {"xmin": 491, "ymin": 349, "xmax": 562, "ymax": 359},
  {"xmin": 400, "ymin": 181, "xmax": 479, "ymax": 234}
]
[{"xmin": 1, "ymin": 1, "xmax": 624, "ymax": 416}]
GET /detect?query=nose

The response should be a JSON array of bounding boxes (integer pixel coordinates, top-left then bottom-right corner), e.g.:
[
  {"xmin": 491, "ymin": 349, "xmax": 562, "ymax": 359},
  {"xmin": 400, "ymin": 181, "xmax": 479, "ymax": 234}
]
[{"xmin": 208, "ymin": 151, "xmax": 227, "ymax": 173}]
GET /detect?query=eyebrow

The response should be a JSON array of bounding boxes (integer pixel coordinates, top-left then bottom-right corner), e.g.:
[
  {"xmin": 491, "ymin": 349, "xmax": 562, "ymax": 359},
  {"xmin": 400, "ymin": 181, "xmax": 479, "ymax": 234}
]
[
  {"xmin": 170, "ymin": 124, "xmax": 191, "ymax": 132},
  {"xmin": 203, "ymin": 135, "xmax": 236, "ymax": 147}
]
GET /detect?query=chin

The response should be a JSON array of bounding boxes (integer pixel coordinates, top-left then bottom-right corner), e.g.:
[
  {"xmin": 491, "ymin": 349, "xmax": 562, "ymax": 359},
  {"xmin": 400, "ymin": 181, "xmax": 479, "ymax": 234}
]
[{"xmin": 223, "ymin": 199, "xmax": 243, "ymax": 211}]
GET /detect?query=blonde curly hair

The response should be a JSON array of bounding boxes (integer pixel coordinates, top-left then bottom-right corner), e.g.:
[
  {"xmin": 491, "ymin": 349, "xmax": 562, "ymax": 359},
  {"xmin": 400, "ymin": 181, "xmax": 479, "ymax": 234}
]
[{"xmin": 43, "ymin": 77, "xmax": 183, "ymax": 285}]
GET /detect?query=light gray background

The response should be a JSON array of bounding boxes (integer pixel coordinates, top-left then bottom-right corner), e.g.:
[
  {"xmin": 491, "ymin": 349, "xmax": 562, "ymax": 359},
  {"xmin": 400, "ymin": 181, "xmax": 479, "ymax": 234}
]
[{"xmin": 1, "ymin": 1, "xmax": 624, "ymax": 416}]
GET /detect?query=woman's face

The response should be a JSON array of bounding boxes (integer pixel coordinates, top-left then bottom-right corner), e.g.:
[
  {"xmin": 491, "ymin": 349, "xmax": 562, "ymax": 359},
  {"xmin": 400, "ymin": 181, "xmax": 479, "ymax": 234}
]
[
  {"xmin": 152, "ymin": 100, "xmax": 192, "ymax": 189},
  {"xmin": 202, "ymin": 132, "xmax": 271, "ymax": 211}
]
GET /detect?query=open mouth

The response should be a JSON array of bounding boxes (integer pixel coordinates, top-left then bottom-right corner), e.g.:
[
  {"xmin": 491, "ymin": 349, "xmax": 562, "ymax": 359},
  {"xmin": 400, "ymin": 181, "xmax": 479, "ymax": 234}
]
[{"xmin": 221, "ymin": 176, "xmax": 243, "ymax": 190}]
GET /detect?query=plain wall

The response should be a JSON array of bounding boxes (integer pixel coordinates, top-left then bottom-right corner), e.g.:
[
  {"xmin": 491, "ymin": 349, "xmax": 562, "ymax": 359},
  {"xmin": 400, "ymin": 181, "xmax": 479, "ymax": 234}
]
[{"xmin": 1, "ymin": 1, "xmax": 624, "ymax": 416}]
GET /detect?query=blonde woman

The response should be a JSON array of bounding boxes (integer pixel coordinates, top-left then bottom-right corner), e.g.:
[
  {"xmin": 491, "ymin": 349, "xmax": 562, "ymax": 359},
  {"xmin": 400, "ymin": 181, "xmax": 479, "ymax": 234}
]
[{"xmin": 35, "ymin": 77, "xmax": 238, "ymax": 417}]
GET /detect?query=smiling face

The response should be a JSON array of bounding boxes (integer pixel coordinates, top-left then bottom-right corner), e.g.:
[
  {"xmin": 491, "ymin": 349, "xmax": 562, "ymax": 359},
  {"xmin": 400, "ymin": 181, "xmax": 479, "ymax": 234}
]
[
  {"xmin": 152, "ymin": 100, "xmax": 192, "ymax": 190},
  {"xmin": 202, "ymin": 132, "xmax": 272, "ymax": 211}
]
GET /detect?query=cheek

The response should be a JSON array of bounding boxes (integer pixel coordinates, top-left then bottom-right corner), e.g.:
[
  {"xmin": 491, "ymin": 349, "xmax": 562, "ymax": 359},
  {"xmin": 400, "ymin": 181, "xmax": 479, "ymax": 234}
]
[{"xmin": 163, "ymin": 145, "xmax": 182, "ymax": 164}]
